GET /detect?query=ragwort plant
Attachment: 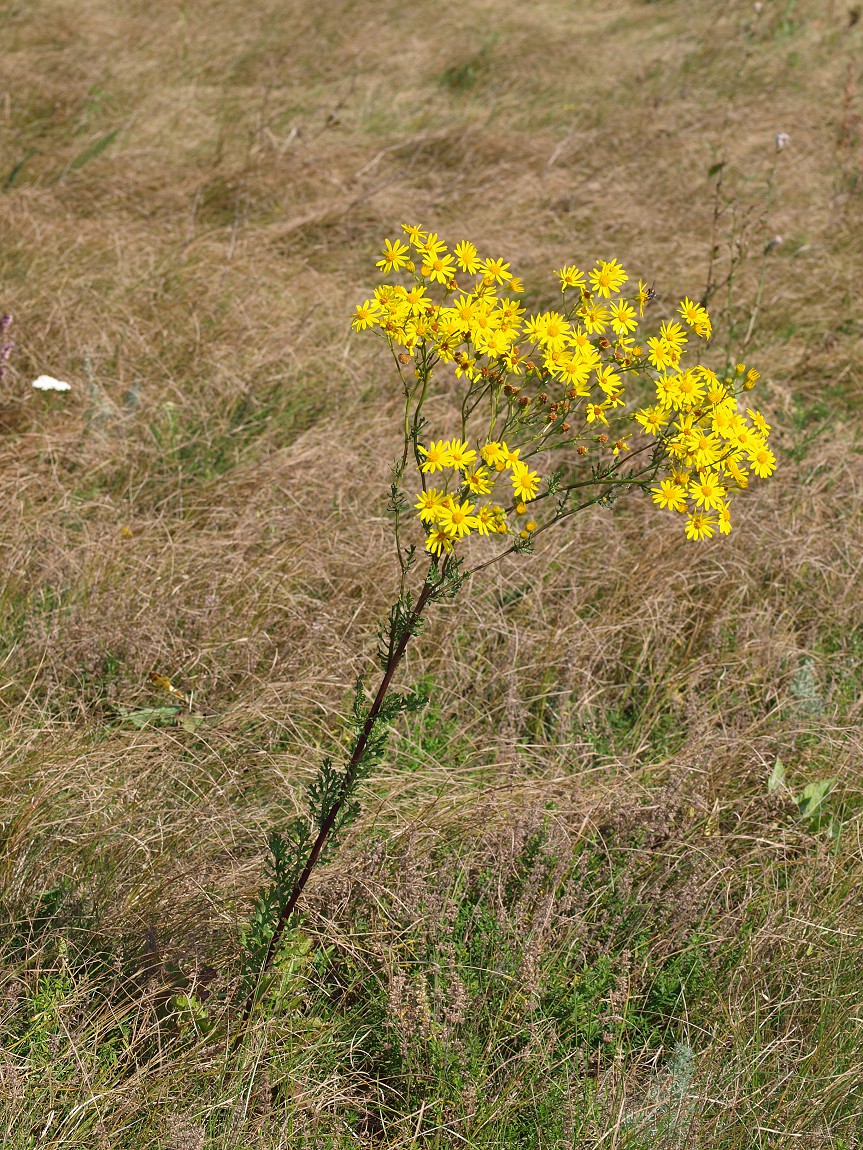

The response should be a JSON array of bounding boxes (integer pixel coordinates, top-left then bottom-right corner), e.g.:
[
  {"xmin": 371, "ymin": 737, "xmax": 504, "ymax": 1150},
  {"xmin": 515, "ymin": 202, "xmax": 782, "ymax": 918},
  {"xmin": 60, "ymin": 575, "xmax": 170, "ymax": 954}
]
[{"xmin": 241, "ymin": 225, "xmax": 776, "ymax": 1019}]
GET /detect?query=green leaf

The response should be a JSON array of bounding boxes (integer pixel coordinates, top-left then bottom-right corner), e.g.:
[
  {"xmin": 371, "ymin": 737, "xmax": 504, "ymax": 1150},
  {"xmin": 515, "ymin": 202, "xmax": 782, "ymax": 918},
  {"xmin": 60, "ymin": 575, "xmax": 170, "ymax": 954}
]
[
  {"xmin": 767, "ymin": 758, "xmax": 785, "ymax": 792},
  {"xmin": 707, "ymin": 161, "xmax": 725, "ymax": 178},
  {"xmin": 69, "ymin": 128, "xmax": 121, "ymax": 171},
  {"xmin": 115, "ymin": 705, "xmax": 181, "ymax": 728},
  {"xmin": 3, "ymin": 149, "xmax": 38, "ymax": 190},
  {"xmin": 797, "ymin": 778, "xmax": 835, "ymax": 819},
  {"xmin": 114, "ymin": 705, "xmax": 206, "ymax": 730}
]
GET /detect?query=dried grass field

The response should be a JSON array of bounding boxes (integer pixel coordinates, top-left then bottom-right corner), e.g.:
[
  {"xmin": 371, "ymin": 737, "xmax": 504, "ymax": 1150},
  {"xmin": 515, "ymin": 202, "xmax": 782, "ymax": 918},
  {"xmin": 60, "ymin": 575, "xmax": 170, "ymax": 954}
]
[{"xmin": 1, "ymin": 0, "xmax": 863, "ymax": 1145}]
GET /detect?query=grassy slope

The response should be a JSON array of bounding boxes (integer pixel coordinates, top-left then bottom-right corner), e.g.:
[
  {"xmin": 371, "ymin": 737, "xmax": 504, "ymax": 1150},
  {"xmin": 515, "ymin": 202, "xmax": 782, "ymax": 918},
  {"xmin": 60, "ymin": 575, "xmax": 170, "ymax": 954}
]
[{"xmin": 0, "ymin": 0, "xmax": 862, "ymax": 1145}]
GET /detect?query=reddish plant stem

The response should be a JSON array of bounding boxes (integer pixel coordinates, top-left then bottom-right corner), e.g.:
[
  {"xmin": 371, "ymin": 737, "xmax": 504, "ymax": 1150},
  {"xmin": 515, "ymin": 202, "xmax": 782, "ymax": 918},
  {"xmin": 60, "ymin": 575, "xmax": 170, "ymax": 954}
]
[{"xmin": 240, "ymin": 573, "xmax": 438, "ymax": 1023}]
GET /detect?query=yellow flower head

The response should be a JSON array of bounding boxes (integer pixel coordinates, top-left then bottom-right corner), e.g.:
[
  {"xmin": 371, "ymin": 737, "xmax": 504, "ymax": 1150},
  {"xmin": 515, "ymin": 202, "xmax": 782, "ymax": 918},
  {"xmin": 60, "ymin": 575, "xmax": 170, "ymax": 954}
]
[
  {"xmin": 579, "ymin": 299, "xmax": 609, "ymax": 335},
  {"xmin": 647, "ymin": 336, "xmax": 677, "ymax": 372},
  {"xmin": 678, "ymin": 297, "xmax": 701, "ymax": 327},
  {"xmin": 418, "ymin": 440, "xmax": 453, "ymax": 473},
  {"xmin": 352, "ymin": 299, "xmax": 381, "ymax": 331},
  {"xmin": 636, "ymin": 406, "xmax": 669, "ymax": 435},
  {"xmin": 474, "ymin": 504, "xmax": 497, "ymax": 536},
  {"xmin": 589, "ymin": 258, "xmax": 628, "ymax": 298},
  {"xmin": 511, "ymin": 461, "xmax": 540, "ymax": 502},
  {"xmin": 688, "ymin": 470, "xmax": 726, "ymax": 511},
  {"xmin": 376, "ymin": 238, "xmax": 411, "ymax": 273},
  {"xmin": 481, "ymin": 257, "xmax": 513, "ymax": 285},
  {"xmin": 438, "ymin": 498, "xmax": 480, "ymax": 539},
  {"xmin": 724, "ymin": 457, "xmax": 749, "ymax": 488},
  {"xmin": 585, "ymin": 402, "xmax": 609, "ymax": 426},
  {"xmin": 555, "ymin": 264, "xmax": 586, "ymax": 291},
  {"xmin": 421, "ymin": 252, "xmax": 456, "ymax": 284},
  {"xmin": 747, "ymin": 441, "xmax": 776, "ymax": 478},
  {"xmin": 692, "ymin": 430, "xmax": 723, "ymax": 469},
  {"xmin": 659, "ymin": 320, "xmax": 687, "ymax": 352},
  {"xmin": 414, "ymin": 488, "xmax": 447, "ymax": 523},
  {"xmin": 464, "ymin": 465, "xmax": 492, "ymax": 495},
  {"xmin": 447, "ymin": 438, "xmax": 478, "ymax": 472},
  {"xmin": 404, "ymin": 285, "xmax": 431, "ymax": 315},
  {"xmin": 454, "ymin": 240, "xmax": 480, "ymax": 274},
  {"xmin": 747, "ymin": 408, "xmax": 771, "ymax": 435},
  {"xmin": 500, "ymin": 441, "xmax": 521, "ymax": 468},
  {"xmin": 678, "ymin": 296, "xmax": 711, "ymax": 339},
  {"xmin": 425, "ymin": 527, "xmax": 454, "ymax": 556},
  {"xmin": 652, "ymin": 479, "xmax": 687, "ymax": 512},
  {"xmin": 675, "ymin": 370, "xmax": 704, "ymax": 408},
  {"xmin": 418, "ymin": 232, "xmax": 447, "ymax": 259},
  {"xmin": 685, "ymin": 511, "xmax": 717, "ymax": 541},
  {"xmin": 595, "ymin": 364, "xmax": 623, "ymax": 395},
  {"xmin": 481, "ymin": 440, "xmax": 507, "ymax": 470},
  {"xmin": 609, "ymin": 299, "xmax": 638, "ymax": 337}
]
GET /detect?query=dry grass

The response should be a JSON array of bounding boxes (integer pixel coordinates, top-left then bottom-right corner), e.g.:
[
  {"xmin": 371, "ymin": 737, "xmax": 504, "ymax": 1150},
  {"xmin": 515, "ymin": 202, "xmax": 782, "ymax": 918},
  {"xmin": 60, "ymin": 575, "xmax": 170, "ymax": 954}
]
[{"xmin": 1, "ymin": 0, "xmax": 863, "ymax": 1145}]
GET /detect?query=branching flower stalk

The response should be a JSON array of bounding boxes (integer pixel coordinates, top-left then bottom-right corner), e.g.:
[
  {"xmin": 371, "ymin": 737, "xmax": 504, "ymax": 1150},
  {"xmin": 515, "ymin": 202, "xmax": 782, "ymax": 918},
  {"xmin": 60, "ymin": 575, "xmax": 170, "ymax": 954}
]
[
  {"xmin": 240, "ymin": 567, "xmax": 450, "ymax": 1021},
  {"xmin": 240, "ymin": 226, "xmax": 776, "ymax": 1021}
]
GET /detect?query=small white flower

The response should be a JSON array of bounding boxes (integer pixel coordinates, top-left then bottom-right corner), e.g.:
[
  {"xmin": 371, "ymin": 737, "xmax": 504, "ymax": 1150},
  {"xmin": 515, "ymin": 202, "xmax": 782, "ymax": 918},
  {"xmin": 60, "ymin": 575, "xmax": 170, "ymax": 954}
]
[
  {"xmin": 775, "ymin": 132, "xmax": 791, "ymax": 152},
  {"xmin": 32, "ymin": 375, "xmax": 71, "ymax": 392}
]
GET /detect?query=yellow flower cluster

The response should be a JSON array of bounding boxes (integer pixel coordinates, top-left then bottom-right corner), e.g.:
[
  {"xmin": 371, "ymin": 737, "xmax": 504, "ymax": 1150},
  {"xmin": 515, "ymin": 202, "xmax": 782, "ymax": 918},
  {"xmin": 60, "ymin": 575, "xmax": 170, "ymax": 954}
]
[
  {"xmin": 413, "ymin": 437, "xmax": 540, "ymax": 554},
  {"xmin": 639, "ymin": 358, "xmax": 775, "ymax": 540},
  {"xmin": 354, "ymin": 225, "xmax": 775, "ymax": 551}
]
